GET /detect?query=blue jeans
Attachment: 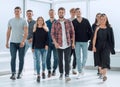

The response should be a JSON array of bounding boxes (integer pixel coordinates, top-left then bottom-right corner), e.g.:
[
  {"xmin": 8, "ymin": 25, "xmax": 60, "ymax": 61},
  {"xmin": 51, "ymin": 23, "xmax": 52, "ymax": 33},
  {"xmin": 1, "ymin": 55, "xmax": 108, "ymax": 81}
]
[
  {"xmin": 46, "ymin": 45, "xmax": 58, "ymax": 71},
  {"xmin": 25, "ymin": 40, "xmax": 36, "ymax": 71},
  {"xmin": 10, "ymin": 43, "xmax": 25, "ymax": 74},
  {"xmin": 75, "ymin": 42, "xmax": 88, "ymax": 73},
  {"xmin": 34, "ymin": 49, "xmax": 47, "ymax": 75}
]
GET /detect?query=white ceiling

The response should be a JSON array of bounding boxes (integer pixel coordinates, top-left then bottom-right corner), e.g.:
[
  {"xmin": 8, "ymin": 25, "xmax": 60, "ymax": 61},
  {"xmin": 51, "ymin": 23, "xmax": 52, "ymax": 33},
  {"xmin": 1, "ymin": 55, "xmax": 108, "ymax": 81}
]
[{"xmin": 30, "ymin": 0, "xmax": 88, "ymax": 4}]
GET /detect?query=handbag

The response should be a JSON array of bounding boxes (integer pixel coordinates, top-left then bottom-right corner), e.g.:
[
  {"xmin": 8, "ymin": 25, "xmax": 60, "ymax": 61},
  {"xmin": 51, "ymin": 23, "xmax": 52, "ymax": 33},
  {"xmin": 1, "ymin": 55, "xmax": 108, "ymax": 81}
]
[{"xmin": 88, "ymin": 41, "xmax": 92, "ymax": 51}]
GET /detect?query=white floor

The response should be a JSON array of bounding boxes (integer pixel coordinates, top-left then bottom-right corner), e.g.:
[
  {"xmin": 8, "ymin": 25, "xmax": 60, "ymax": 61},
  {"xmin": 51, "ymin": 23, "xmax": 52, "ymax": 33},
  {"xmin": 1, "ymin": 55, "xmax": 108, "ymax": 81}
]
[{"xmin": 0, "ymin": 70, "xmax": 120, "ymax": 87}]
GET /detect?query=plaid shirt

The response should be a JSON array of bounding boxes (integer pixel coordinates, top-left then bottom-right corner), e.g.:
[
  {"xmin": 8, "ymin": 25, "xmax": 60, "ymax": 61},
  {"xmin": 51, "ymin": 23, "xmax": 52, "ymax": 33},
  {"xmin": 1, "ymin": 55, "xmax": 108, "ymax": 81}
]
[{"xmin": 51, "ymin": 18, "xmax": 75, "ymax": 47}]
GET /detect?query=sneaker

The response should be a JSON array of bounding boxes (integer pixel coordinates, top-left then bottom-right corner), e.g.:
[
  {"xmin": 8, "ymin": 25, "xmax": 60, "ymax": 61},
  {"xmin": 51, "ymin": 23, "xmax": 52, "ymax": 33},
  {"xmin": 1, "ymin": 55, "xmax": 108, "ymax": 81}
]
[
  {"xmin": 37, "ymin": 76, "xmax": 40, "ymax": 82},
  {"xmin": 97, "ymin": 72, "xmax": 100, "ymax": 76},
  {"xmin": 72, "ymin": 69, "xmax": 77, "ymax": 75},
  {"xmin": 34, "ymin": 71, "xmax": 37, "ymax": 75},
  {"xmin": 42, "ymin": 72, "xmax": 46, "ymax": 79},
  {"xmin": 52, "ymin": 70, "xmax": 56, "ymax": 76},
  {"xmin": 77, "ymin": 72, "xmax": 84, "ymax": 79},
  {"xmin": 65, "ymin": 76, "xmax": 71, "ymax": 82},
  {"xmin": 17, "ymin": 74, "xmax": 22, "ymax": 79},
  {"xmin": 98, "ymin": 74, "xmax": 103, "ymax": 79},
  {"xmin": 48, "ymin": 71, "xmax": 51, "ymax": 78},
  {"xmin": 10, "ymin": 74, "xmax": 16, "ymax": 80},
  {"xmin": 59, "ymin": 73, "xmax": 63, "ymax": 80},
  {"xmin": 103, "ymin": 76, "xmax": 107, "ymax": 81}
]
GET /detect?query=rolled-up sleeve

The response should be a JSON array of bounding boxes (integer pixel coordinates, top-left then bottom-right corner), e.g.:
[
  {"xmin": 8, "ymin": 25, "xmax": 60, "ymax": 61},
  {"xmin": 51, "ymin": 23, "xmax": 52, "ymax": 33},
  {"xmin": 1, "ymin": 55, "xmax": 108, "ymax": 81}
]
[{"xmin": 51, "ymin": 22, "xmax": 56, "ymax": 41}]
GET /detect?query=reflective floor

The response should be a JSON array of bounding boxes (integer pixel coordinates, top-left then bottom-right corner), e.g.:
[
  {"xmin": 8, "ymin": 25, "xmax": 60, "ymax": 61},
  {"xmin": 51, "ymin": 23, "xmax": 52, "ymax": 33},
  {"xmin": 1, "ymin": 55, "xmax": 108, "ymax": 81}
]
[
  {"xmin": 0, "ymin": 69, "xmax": 120, "ymax": 87},
  {"xmin": 0, "ymin": 50, "xmax": 120, "ymax": 87}
]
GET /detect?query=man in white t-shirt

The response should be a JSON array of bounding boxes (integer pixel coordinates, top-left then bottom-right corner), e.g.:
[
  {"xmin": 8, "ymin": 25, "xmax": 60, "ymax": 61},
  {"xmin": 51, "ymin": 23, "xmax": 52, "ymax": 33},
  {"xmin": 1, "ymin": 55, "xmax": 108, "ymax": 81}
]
[{"xmin": 6, "ymin": 6, "xmax": 28, "ymax": 80}]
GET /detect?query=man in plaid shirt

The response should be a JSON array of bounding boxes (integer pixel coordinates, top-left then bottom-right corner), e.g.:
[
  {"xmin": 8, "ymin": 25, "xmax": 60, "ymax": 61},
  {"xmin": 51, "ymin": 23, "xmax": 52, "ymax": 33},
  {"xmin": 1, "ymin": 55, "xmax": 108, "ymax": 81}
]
[{"xmin": 51, "ymin": 7, "xmax": 75, "ymax": 82}]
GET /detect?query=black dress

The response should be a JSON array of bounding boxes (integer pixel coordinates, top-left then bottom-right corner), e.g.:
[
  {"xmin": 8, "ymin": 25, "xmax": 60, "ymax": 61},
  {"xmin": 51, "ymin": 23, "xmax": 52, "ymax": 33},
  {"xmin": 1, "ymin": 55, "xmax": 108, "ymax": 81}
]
[{"xmin": 94, "ymin": 28, "xmax": 111, "ymax": 69}]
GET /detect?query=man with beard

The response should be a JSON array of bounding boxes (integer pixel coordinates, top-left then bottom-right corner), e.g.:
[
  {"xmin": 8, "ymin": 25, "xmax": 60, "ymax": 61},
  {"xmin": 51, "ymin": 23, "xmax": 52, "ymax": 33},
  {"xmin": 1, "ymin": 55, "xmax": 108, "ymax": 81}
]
[{"xmin": 51, "ymin": 7, "xmax": 75, "ymax": 82}]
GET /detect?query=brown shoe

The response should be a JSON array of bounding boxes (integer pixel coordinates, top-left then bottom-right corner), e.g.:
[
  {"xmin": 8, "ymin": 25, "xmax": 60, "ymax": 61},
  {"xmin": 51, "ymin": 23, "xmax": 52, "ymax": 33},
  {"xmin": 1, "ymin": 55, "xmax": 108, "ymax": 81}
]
[
  {"xmin": 52, "ymin": 70, "xmax": 56, "ymax": 76},
  {"xmin": 103, "ymin": 76, "xmax": 107, "ymax": 81},
  {"xmin": 37, "ymin": 76, "xmax": 40, "ymax": 83},
  {"xmin": 72, "ymin": 69, "xmax": 77, "ymax": 75},
  {"xmin": 42, "ymin": 72, "xmax": 46, "ymax": 79},
  {"xmin": 48, "ymin": 71, "xmax": 51, "ymax": 78}
]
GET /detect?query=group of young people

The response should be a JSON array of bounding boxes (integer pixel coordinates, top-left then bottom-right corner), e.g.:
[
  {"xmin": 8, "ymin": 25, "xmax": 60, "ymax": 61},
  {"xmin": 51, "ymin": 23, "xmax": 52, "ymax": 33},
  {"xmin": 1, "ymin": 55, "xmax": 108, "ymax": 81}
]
[{"xmin": 6, "ymin": 6, "xmax": 115, "ymax": 83}]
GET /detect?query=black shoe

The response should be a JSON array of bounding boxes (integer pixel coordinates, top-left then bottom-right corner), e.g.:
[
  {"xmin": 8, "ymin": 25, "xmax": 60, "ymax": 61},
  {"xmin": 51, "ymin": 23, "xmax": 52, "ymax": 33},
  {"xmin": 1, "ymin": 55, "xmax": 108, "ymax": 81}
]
[
  {"xmin": 103, "ymin": 76, "xmax": 107, "ymax": 81},
  {"xmin": 42, "ymin": 72, "xmax": 45, "ymax": 79},
  {"xmin": 37, "ymin": 76, "xmax": 40, "ymax": 83},
  {"xmin": 48, "ymin": 71, "xmax": 51, "ymax": 78},
  {"xmin": 10, "ymin": 74, "xmax": 16, "ymax": 80},
  {"xmin": 17, "ymin": 74, "xmax": 22, "ymax": 79},
  {"xmin": 52, "ymin": 70, "xmax": 56, "ymax": 76},
  {"xmin": 98, "ymin": 74, "xmax": 103, "ymax": 79},
  {"xmin": 97, "ymin": 72, "xmax": 100, "ymax": 76}
]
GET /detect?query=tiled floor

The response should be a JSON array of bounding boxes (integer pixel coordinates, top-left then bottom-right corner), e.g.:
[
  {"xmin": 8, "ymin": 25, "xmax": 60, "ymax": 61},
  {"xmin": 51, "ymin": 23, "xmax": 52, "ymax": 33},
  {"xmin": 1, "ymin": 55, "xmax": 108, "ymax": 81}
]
[{"xmin": 0, "ymin": 70, "xmax": 120, "ymax": 87}]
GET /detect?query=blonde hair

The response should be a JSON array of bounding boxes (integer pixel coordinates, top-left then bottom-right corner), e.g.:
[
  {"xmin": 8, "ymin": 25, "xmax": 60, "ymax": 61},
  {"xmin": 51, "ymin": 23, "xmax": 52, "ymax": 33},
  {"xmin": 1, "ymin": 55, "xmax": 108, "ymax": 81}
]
[
  {"xmin": 70, "ymin": 8, "xmax": 75, "ymax": 13},
  {"xmin": 33, "ymin": 16, "xmax": 49, "ymax": 32}
]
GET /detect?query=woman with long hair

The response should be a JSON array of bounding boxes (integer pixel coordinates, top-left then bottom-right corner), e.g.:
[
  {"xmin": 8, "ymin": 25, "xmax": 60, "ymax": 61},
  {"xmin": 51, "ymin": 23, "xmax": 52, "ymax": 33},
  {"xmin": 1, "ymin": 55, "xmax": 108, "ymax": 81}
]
[
  {"xmin": 92, "ymin": 13, "xmax": 101, "ymax": 76},
  {"xmin": 32, "ymin": 17, "xmax": 49, "ymax": 82},
  {"xmin": 92, "ymin": 14, "xmax": 115, "ymax": 81}
]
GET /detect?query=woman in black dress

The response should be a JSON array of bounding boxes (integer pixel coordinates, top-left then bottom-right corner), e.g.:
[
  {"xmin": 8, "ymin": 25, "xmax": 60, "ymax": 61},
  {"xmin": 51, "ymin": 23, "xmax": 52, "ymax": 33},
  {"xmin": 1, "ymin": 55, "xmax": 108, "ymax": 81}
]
[
  {"xmin": 92, "ymin": 14, "xmax": 115, "ymax": 81},
  {"xmin": 92, "ymin": 13, "xmax": 101, "ymax": 75}
]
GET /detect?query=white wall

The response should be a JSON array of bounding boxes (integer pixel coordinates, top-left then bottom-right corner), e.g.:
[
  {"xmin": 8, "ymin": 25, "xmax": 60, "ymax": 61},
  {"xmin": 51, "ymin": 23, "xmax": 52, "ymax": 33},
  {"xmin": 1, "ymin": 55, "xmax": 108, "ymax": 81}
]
[
  {"xmin": 54, "ymin": 1, "xmax": 87, "ymax": 19},
  {"xmin": 89, "ymin": 0, "xmax": 120, "ymax": 51},
  {"xmin": 26, "ymin": 0, "xmax": 50, "ymax": 21},
  {"xmin": 54, "ymin": 0, "xmax": 120, "ymax": 68},
  {"xmin": 0, "ymin": 0, "xmax": 50, "ymax": 52},
  {"xmin": 0, "ymin": 0, "xmax": 23, "ymax": 52}
]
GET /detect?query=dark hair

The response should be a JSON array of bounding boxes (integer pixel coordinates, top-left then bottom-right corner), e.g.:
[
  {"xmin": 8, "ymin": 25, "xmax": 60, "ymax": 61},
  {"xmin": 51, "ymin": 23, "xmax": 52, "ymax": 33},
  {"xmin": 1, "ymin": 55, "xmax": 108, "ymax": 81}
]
[
  {"xmin": 58, "ymin": 7, "xmax": 65, "ymax": 12},
  {"xmin": 49, "ymin": 9, "xmax": 54, "ymax": 12},
  {"xmin": 94, "ymin": 13, "xmax": 101, "ymax": 24},
  {"xmin": 14, "ymin": 6, "xmax": 21, "ymax": 10},
  {"xmin": 101, "ymin": 13, "xmax": 111, "ymax": 28},
  {"xmin": 26, "ymin": 9, "xmax": 33, "ymax": 13},
  {"xmin": 75, "ymin": 8, "xmax": 80, "ymax": 11},
  {"xmin": 70, "ymin": 8, "xmax": 75, "ymax": 13},
  {"xmin": 36, "ymin": 16, "xmax": 45, "ymax": 27}
]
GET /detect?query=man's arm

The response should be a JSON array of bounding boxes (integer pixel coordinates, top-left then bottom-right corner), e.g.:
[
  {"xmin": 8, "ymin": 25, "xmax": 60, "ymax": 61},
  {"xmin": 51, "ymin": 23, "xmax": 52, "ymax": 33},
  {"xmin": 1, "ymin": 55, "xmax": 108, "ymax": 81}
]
[
  {"xmin": 51, "ymin": 22, "xmax": 59, "ymax": 48},
  {"xmin": 70, "ymin": 21, "xmax": 75, "ymax": 49},
  {"xmin": 20, "ymin": 26, "xmax": 28, "ymax": 47},
  {"xmin": 6, "ymin": 27, "xmax": 11, "ymax": 48}
]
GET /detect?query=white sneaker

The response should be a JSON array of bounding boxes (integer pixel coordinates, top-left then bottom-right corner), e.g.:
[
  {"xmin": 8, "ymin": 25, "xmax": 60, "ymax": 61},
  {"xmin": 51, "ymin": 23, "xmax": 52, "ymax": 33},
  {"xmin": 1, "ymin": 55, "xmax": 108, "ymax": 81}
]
[
  {"xmin": 59, "ymin": 74, "xmax": 63, "ymax": 80},
  {"xmin": 72, "ymin": 69, "xmax": 77, "ymax": 75},
  {"xmin": 65, "ymin": 77, "xmax": 71, "ymax": 82},
  {"xmin": 77, "ymin": 72, "xmax": 84, "ymax": 79},
  {"xmin": 34, "ymin": 71, "xmax": 37, "ymax": 75}
]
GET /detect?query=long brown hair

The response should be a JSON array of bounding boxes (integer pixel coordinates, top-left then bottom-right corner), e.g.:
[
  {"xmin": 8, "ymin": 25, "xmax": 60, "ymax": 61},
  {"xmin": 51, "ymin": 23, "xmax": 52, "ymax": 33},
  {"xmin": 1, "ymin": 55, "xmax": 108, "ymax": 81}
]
[
  {"xmin": 94, "ymin": 13, "xmax": 101, "ymax": 25},
  {"xmin": 33, "ymin": 16, "xmax": 48, "ymax": 32},
  {"xmin": 100, "ymin": 13, "xmax": 111, "ymax": 28}
]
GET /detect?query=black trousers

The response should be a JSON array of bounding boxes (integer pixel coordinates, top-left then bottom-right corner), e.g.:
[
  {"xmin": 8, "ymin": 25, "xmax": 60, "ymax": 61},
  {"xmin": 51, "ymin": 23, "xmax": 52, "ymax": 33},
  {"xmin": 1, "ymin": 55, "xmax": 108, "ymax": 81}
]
[
  {"xmin": 70, "ymin": 48, "xmax": 76, "ymax": 69},
  {"xmin": 57, "ymin": 47, "xmax": 71, "ymax": 76}
]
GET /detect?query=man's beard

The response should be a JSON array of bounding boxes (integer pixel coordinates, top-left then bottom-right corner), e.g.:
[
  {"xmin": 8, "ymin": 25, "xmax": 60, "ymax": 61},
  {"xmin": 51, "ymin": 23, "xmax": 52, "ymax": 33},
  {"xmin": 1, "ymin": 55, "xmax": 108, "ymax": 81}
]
[
  {"xmin": 77, "ymin": 15, "xmax": 81, "ymax": 18},
  {"xmin": 59, "ymin": 16, "xmax": 64, "ymax": 19},
  {"xmin": 50, "ymin": 16, "xmax": 54, "ymax": 18}
]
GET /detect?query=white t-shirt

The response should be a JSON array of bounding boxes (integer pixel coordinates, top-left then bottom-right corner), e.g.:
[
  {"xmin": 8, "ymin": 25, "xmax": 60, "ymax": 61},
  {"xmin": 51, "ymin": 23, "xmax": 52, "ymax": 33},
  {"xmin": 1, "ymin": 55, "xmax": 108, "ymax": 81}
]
[{"xmin": 59, "ymin": 21, "xmax": 70, "ymax": 49}]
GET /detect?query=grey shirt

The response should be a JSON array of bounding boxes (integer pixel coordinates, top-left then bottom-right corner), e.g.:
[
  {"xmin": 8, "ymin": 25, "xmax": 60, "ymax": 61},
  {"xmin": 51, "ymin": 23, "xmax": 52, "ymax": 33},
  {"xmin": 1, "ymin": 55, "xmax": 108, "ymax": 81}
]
[
  {"xmin": 8, "ymin": 17, "xmax": 28, "ymax": 43},
  {"xmin": 27, "ymin": 20, "xmax": 36, "ymax": 40}
]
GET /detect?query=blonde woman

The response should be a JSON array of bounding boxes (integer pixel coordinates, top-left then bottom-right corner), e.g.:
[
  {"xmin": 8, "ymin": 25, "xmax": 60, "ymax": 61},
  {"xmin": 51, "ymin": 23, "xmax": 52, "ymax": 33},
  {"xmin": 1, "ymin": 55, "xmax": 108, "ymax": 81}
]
[
  {"xmin": 92, "ymin": 14, "xmax": 115, "ymax": 81},
  {"xmin": 32, "ymin": 17, "xmax": 49, "ymax": 82}
]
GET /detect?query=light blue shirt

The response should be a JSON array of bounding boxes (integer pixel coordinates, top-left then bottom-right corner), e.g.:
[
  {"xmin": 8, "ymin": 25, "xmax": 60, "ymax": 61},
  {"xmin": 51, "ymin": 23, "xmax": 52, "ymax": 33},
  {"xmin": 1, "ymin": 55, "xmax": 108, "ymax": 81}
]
[{"xmin": 8, "ymin": 17, "xmax": 28, "ymax": 43}]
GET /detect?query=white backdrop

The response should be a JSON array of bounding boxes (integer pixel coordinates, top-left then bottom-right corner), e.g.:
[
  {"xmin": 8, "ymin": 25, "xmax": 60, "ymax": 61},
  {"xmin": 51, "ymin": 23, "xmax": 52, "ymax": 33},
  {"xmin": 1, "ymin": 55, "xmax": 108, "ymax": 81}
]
[{"xmin": 0, "ymin": 0, "xmax": 23, "ymax": 52}]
